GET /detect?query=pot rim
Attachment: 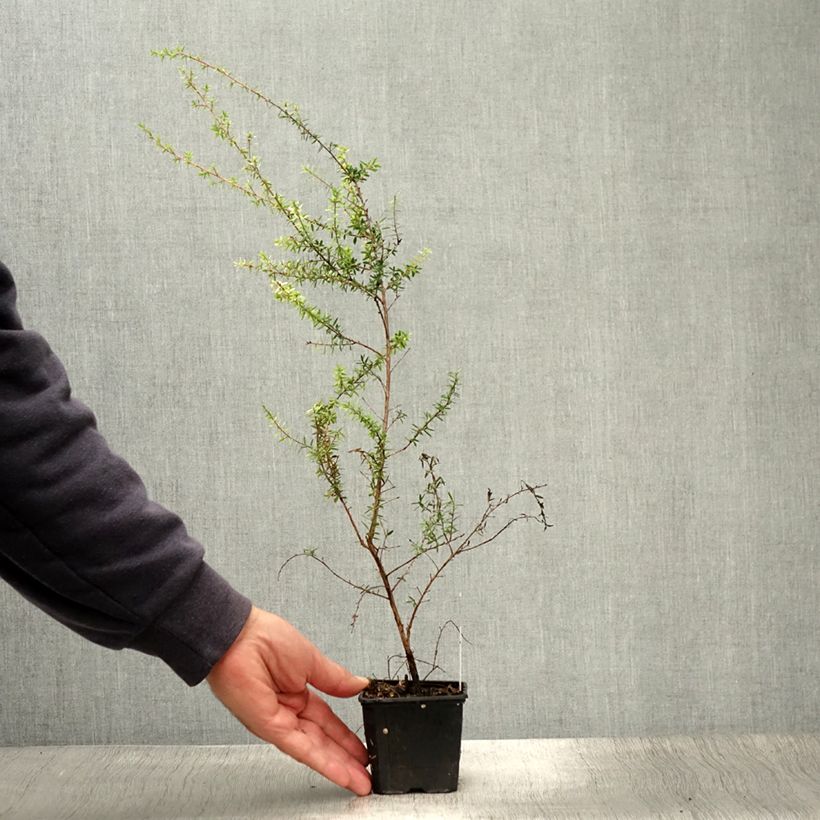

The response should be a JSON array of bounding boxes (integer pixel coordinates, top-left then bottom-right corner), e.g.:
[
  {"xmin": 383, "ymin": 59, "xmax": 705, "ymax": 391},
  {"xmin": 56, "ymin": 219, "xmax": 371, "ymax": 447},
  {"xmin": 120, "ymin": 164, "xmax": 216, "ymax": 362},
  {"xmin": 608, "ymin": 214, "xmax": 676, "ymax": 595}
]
[{"xmin": 358, "ymin": 679, "xmax": 468, "ymax": 704}]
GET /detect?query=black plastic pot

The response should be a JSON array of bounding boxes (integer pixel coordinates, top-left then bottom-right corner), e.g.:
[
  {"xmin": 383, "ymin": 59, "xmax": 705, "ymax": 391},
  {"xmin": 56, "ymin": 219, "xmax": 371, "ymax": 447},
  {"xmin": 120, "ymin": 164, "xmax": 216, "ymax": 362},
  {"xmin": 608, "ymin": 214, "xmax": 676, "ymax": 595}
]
[{"xmin": 358, "ymin": 680, "xmax": 468, "ymax": 794}]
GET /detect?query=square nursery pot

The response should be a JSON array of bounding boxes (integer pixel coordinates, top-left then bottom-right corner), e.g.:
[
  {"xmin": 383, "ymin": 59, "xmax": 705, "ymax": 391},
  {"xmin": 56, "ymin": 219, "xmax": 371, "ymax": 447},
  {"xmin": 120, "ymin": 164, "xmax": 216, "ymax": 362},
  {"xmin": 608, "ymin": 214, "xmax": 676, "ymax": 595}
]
[{"xmin": 358, "ymin": 679, "xmax": 468, "ymax": 794}]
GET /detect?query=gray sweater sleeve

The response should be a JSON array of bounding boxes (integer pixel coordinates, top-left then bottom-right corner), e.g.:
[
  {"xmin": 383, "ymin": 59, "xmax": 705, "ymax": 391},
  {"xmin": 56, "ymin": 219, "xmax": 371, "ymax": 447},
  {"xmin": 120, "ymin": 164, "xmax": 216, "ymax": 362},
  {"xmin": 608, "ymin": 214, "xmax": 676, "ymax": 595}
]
[{"xmin": 0, "ymin": 260, "xmax": 252, "ymax": 685}]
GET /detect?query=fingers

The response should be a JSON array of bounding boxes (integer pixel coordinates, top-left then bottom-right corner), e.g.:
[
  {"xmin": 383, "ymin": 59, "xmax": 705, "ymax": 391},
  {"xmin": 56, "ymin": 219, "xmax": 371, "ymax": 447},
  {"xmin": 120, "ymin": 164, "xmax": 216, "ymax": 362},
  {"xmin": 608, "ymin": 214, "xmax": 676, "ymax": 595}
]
[
  {"xmin": 308, "ymin": 649, "xmax": 370, "ymax": 698},
  {"xmin": 213, "ymin": 670, "xmax": 371, "ymax": 795},
  {"xmin": 263, "ymin": 711, "xmax": 372, "ymax": 796},
  {"xmin": 207, "ymin": 607, "xmax": 372, "ymax": 795},
  {"xmin": 300, "ymin": 688, "xmax": 369, "ymax": 766}
]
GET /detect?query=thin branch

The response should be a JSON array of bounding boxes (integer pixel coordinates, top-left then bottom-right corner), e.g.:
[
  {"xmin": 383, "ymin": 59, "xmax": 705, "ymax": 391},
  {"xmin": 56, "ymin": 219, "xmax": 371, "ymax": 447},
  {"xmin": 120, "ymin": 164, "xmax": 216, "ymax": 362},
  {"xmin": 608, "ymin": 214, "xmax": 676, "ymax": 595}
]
[
  {"xmin": 159, "ymin": 48, "xmax": 385, "ymax": 258},
  {"xmin": 405, "ymin": 482, "xmax": 551, "ymax": 641},
  {"xmin": 277, "ymin": 550, "xmax": 387, "ymax": 599},
  {"xmin": 267, "ymin": 274, "xmax": 380, "ymax": 354},
  {"xmin": 263, "ymin": 405, "xmax": 310, "ymax": 449},
  {"xmin": 350, "ymin": 585, "xmax": 371, "ymax": 631},
  {"xmin": 422, "ymin": 620, "xmax": 473, "ymax": 681},
  {"xmin": 180, "ymin": 72, "xmax": 378, "ymax": 318}
]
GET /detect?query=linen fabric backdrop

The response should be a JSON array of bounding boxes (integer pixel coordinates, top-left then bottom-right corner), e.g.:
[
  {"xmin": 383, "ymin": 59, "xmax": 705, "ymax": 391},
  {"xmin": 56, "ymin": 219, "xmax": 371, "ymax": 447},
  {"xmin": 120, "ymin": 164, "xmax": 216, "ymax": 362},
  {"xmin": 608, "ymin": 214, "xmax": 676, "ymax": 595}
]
[{"xmin": 0, "ymin": 0, "xmax": 817, "ymax": 745}]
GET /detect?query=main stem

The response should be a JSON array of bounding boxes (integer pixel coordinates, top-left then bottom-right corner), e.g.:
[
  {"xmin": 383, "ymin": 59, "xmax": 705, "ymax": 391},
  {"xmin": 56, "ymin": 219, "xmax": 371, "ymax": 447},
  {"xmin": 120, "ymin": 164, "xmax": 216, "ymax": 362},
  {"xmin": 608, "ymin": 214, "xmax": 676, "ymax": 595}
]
[{"xmin": 365, "ymin": 284, "xmax": 420, "ymax": 682}]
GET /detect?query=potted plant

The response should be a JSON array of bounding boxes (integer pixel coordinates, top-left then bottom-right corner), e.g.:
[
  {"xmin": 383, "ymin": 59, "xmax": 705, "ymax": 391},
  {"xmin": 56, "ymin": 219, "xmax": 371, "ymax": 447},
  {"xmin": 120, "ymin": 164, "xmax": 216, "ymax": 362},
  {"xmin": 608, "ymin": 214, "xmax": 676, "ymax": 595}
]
[{"xmin": 139, "ymin": 46, "xmax": 551, "ymax": 794}]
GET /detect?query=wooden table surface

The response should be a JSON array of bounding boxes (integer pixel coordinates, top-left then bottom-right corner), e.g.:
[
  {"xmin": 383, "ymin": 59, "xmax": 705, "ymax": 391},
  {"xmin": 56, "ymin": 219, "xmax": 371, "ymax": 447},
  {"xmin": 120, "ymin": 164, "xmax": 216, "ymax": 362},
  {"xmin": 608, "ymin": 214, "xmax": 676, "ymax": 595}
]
[{"xmin": 1, "ymin": 734, "xmax": 818, "ymax": 819}]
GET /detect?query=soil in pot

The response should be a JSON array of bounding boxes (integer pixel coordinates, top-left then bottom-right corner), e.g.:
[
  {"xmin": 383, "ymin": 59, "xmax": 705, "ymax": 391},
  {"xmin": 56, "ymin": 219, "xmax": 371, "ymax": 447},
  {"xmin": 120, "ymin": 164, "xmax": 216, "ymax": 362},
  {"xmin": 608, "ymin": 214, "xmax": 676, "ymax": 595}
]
[{"xmin": 359, "ymin": 679, "xmax": 468, "ymax": 794}]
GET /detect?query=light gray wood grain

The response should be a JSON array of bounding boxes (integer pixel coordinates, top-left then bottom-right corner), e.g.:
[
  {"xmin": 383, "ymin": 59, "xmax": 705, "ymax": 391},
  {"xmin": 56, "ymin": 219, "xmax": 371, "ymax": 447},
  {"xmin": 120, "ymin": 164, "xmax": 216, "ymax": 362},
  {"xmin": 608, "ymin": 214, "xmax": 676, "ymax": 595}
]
[{"xmin": 0, "ymin": 735, "xmax": 818, "ymax": 819}]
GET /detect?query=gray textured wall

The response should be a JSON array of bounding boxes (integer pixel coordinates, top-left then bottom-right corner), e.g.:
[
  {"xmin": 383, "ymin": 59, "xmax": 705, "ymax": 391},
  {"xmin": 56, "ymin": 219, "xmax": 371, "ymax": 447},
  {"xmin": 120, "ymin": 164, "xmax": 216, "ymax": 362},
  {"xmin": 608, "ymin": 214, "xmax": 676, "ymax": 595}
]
[{"xmin": 1, "ymin": 0, "xmax": 818, "ymax": 746}]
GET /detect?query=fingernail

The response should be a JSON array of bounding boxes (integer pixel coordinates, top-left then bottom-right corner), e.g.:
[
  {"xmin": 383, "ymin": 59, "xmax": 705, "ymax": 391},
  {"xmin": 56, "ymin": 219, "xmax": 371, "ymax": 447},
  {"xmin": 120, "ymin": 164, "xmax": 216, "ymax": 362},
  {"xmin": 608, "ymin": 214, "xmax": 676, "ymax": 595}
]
[{"xmin": 356, "ymin": 676, "xmax": 370, "ymax": 687}]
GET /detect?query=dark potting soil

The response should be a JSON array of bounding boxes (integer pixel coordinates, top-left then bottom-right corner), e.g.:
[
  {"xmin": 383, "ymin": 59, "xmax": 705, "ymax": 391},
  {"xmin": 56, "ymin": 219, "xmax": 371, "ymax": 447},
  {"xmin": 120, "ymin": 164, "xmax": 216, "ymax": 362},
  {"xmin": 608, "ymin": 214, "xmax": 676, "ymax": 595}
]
[{"xmin": 363, "ymin": 679, "xmax": 464, "ymax": 698}]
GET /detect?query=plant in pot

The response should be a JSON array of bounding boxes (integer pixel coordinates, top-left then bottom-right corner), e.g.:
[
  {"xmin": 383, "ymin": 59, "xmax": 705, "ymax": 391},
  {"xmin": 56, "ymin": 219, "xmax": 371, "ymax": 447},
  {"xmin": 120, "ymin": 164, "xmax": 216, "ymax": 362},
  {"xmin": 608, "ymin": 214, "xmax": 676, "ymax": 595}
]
[{"xmin": 140, "ymin": 46, "xmax": 551, "ymax": 795}]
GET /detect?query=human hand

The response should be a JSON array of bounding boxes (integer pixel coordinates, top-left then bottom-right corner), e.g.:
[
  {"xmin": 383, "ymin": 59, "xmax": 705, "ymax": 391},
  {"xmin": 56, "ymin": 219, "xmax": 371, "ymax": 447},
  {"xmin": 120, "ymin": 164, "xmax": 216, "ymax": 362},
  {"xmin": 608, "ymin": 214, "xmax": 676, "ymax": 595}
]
[{"xmin": 206, "ymin": 605, "xmax": 371, "ymax": 796}]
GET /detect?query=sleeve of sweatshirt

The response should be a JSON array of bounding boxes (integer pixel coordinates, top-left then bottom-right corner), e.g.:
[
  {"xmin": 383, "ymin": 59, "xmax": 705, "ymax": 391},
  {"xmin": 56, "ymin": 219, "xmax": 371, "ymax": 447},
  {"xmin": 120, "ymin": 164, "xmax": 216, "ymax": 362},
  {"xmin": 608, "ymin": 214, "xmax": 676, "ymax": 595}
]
[{"xmin": 0, "ymin": 260, "xmax": 252, "ymax": 686}]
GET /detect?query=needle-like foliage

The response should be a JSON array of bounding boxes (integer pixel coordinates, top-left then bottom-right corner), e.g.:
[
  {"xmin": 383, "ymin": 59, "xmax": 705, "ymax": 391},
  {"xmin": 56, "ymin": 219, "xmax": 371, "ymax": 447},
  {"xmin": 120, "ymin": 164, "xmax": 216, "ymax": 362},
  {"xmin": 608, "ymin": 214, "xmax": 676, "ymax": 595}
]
[{"xmin": 141, "ymin": 46, "xmax": 551, "ymax": 682}]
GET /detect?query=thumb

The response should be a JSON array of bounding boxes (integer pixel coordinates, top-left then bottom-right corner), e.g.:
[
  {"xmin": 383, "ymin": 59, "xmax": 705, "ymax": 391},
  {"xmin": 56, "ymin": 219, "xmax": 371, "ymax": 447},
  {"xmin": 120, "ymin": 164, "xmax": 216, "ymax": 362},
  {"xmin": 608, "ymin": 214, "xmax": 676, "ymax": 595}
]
[{"xmin": 309, "ymin": 651, "xmax": 370, "ymax": 698}]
